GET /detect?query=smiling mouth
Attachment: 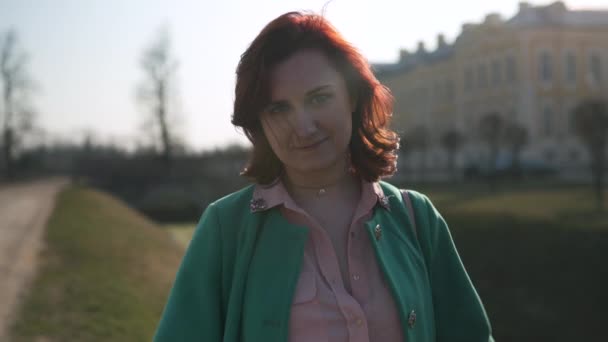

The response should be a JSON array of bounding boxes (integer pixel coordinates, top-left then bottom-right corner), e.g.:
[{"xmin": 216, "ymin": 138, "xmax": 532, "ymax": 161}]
[{"xmin": 294, "ymin": 137, "xmax": 328, "ymax": 149}]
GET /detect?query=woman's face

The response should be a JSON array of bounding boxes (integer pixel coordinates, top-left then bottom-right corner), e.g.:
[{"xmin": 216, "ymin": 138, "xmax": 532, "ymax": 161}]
[{"xmin": 260, "ymin": 49, "xmax": 354, "ymax": 178}]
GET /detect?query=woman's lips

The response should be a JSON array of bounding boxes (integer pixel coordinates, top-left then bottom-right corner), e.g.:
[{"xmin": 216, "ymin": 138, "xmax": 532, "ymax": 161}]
[{"xmin": 294, "ymin": 137, "xmax": 328, "ymax": 150}]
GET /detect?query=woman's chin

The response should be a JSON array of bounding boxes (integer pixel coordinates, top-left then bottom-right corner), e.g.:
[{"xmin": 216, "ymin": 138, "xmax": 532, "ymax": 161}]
[{"xmin": 286, "ymin": 156, "xmax": 344, "ymax": 177}]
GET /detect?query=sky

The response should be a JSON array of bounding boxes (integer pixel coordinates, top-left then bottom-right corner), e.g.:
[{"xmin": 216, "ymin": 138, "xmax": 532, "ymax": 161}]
[{"xmin": 1, "ymin": 0, "xmax": 607, "ymax": 151}]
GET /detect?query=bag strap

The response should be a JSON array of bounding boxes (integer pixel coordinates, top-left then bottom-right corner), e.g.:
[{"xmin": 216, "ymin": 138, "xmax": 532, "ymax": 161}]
[{"xmin": 400, "ymin": 189, "xmax": 418, "ymax": 239}]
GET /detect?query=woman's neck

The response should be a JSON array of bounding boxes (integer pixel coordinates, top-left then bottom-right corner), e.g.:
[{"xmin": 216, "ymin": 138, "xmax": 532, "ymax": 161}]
[{"xmin": 282, "ymin": 165, "xmax": 359, "ymax": 206}]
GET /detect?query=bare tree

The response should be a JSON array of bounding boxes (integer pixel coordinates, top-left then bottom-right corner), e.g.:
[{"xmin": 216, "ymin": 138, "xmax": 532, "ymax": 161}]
[
  {"xmin": 397, "ymin": 132, "xmax": 413, "ymax": 178},
  {"xmin": 137, "ymin": 28, "xmax": 179, "ymax": 167},
  {"xmin": 408, "ymin": 125, "xmax": 429, "ymax": 181},
  {"xmin": 572, "ymin": 99, "xmax": 608, "ymax": 211},
  {"xmin": 1, "ymin": 29, "xmax": 36, "ymax": 180},
  {"xmin": 440, "ymin": 129, "xmax": 465, "ymax": 180},
  {"xmin": 477, "ymin": 112, "xmax": 505, "ymax": 190},
  {"xmin": 502, "ymin": 121, "xmax": 528, "ymax": 177},
  {"xmin": 479, "ymin": 112, "xmax": 504, "ymax": 175}
]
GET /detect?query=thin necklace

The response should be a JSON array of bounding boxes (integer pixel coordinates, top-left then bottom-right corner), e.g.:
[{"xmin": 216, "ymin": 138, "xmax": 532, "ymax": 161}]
[{"xmin": 287, "ymin": 173, "xmax": 350, "ymax": 197}]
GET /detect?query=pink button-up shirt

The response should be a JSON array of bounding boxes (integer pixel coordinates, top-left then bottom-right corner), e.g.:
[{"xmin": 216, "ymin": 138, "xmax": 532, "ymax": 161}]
[{"xmin": 253, "ymin": 180, "xmax": 404, "ymax": 342}]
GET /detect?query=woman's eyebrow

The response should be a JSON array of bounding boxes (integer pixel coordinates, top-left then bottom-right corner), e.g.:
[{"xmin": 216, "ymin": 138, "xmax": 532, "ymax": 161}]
[
  {"xmin": 268, "ymin": 84, "xmax": 334, "ymax": 105},
  {"xmin": 265, "ymin": 99, "xmax": 289, "ymax": 108},
  {"xmin": 306, "ymin": 84, "xmax": 332, "ymax": 95}
]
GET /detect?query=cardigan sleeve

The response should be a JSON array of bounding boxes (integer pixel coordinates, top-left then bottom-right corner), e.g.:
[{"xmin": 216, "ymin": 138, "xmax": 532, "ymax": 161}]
[
  {"xmin": 154, "ymin": 203, "xmax": 223, "ymax": 342},
  {"xmin": 415, "ymin": 193, "xmax": 494, "ymax": 342}
]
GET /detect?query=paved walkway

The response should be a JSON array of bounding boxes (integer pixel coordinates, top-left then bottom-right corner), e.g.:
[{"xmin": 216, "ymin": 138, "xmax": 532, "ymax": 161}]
[{"xmin": 0, "ymin": 178, "xmax": 68, "ymax": 342}]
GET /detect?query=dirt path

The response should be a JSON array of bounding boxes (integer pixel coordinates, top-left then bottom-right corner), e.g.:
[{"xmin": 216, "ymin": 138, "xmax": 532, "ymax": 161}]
[{"xmin": 0, "ymin": 178, "xmax": 68, "ymax": 342}]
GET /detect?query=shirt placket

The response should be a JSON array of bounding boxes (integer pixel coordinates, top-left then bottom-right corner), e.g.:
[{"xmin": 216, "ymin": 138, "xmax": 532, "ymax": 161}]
[
  {"xmin": 309, "ymin": 219, "xmax": 370, "ymax": 342},
  {"xmin": 346, "ymin": 214, "xmax": 371, "ymax": 304}
]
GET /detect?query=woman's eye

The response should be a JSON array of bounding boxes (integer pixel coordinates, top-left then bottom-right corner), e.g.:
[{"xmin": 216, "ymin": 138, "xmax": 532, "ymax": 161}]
[
  {"xmin": 311, "ymin": 93, "xmax": 331, "ymax": 105},
  {"xmin": 267, "ymin": 104, "xmax": 288, "ymax": 114}
]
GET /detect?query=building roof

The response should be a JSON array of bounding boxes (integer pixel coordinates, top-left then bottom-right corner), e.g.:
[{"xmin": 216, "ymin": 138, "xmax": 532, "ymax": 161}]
[
  {"xmin": 508, "ymin": 1, "xmax": 608, "ymax": 27},
  {"xmin": 373, "ymin": 1, "xmax": 608, "ymax": 78},
  {"xmin": 372, "ymin": 44, "xmax": 454, "ymax": 78}
]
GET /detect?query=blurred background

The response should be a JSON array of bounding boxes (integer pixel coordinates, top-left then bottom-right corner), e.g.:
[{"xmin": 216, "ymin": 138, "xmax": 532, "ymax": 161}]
[{"xmin": 1, "ymin": 0, "xmax": 607, "ymax": 341}]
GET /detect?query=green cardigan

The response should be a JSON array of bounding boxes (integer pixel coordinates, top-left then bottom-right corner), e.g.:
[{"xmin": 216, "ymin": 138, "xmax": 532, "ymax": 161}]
[{"xmin": 154, "ymin": 181, "xmax": 493, "ymax": 341}]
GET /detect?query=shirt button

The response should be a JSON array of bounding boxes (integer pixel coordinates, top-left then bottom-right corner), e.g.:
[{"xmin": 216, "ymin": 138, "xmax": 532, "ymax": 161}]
[
  {"xmin": 355, "ymin": 318, "xmax": 363, "ymax": 326},
  {"xmin": 353, "ymin": 275, "xmax": 360, "ymax": 281},
  {"xmin": 350, "ymin": 231, "xmax": 356, "ymax": 238}
]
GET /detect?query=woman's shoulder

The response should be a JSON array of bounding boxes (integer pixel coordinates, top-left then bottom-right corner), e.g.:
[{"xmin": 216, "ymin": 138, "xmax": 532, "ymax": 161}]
[
  {"xmin": 193, "ymin": 184, "xmax": 257, "ymax": 240},
  {"xmin": 210, "ymin": 184, "xmax": 256, "ymax": 212},
  {"xmin": 378, "ymin": 180, "xmax": 432, "ymax": 203},
  {"xmin": 378, "ymin": 180, "xmax": 439, "ymax": 215}
]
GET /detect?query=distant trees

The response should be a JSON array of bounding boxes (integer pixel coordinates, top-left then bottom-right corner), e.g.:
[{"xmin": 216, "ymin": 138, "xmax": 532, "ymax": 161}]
[
  {"xmin": 440, "ymin": 129, "xmax": 465, "ymax": 179},
  {"xmin": 479, "ymin": 112, "xmax": 504, "ymax": 175},
  {"xmin": 137, "ymin": 28, "xmax": 180, "ymax": 167},
  {"xmin": 572, "ymin": 98, "xmax": 608, "ymax": 211},
  {"xmin": 474, "ymin": 112, "xmax": 535, "ymax": 185},
  {"xmin": 503, "ymin": 121, "xmax": 529, "ymax": 175},
  {"xmin": 1, "ymin": 29, "xmax": 36, "ymax": 180},
  {"xmin": 70, "ymin": 141, "xmax": 249, "ymax": 222},
  {"xmin": 408, "ymin": 125, "xmax": 429, "ymax": 180}
]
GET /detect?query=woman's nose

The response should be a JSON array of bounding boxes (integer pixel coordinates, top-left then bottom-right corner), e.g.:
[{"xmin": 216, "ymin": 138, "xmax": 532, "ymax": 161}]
[{"xmin": 290, "ymin": 108, "xmax": 317, "ymax": 138}]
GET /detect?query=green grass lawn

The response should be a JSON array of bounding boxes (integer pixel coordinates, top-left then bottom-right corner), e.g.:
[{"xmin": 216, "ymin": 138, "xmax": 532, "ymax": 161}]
[
  {"xmin": 428, "ymin": 185, "xmax": 608, "ymax": 230},
  {"xmin": 165, "ymin": 223, "xmax": 196, "ymax": 247},
  {"xmin": 10, "ymin": 186, "xmax": 185, "ymax": 342},
  {"xmin": 426, "ymin": 185, "xmax": 608, "ymax": 341}
]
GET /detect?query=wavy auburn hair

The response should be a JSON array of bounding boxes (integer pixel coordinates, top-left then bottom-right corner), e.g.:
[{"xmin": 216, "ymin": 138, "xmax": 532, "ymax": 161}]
[{"xmin": 231, "ymin": 11, "xmax": 399, "ymax": 184}]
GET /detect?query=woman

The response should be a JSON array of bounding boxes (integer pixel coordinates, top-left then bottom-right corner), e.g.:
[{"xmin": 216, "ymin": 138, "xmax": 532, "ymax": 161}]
[{"xmin": 154, "ymin": 11, "xmax": 493, "ymax": 342}]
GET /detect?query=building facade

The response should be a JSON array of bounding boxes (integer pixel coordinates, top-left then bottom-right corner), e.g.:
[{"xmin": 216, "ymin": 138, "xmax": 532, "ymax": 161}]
[{"xmin": 374, "ymin": 1, "xmax": 608, "ymax": 180}]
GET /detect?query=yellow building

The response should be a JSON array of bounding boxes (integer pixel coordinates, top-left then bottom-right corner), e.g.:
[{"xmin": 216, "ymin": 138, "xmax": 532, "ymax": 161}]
[{"xmin": 375, "ymin": 1, "xmax": 608, "ymax": 180}]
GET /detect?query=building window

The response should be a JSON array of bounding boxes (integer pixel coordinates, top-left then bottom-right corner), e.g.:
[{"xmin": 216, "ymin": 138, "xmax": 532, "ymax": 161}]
[
  {"xmin": 477, "ymin": 63, "xmax": 488, "ymax": 88},
  {"xmin": 539, "ymin": 51, "xmax": 552, "ymax": 82},
  {"xmin": 434, "ymin": 81, "xmax": 442, "ymax": 99},
  {"xmin": 420, "ymin": 88, "xmax": 428, "ymax": 108},
  {"xmin": 433, "ymin": 154, "xmax": 441, "ymax": 166},
  {"xmin": 446, "ymin": 79, "xmax": 455, "ymax": 101},
  {"xmin": 569, "ymin": 109, "xmax": 577, "ymax": 134},
  {"xmin": 413, "ymin": 88, "xmax": 421, "ymax": 109},
  {"xmin": 569, "ymin": 149, "xmax": 580, "ymax": 162},
  {"xmin": 464, "ymin": 67, "xmax": 473, "ymax": 91},
  {"xmin": 565, "ymin": 52, "xmax": 576, "ymax": 84},
  {"xmin": 505, "ymin": 55, "xmax": 517, "ymax": 83},
  {"xmin": 590, "ymin": 53, "xmax": 602, "ymax": 85},
  {"xmin": 491, "ymin": 60, "xmax": 502, "ymax": 86},
  {"xmin": 544, "ymin": 148, "xmax": 555, "ymax": 162},
  {"xmin": 543, "ymin": 105, "xmax": 553, "ymax": 136}
]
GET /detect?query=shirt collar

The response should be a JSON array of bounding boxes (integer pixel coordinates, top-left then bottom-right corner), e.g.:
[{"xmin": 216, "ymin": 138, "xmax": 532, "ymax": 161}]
[{"xmin": 250, "ymin": 178, "xmax": 390, "ymax": 213}]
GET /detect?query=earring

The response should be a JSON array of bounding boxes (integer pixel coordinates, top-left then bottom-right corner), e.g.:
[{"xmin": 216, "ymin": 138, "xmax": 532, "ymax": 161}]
[{"xmin": 346, "ymin": 150, "xmax": 356, "ymax": 174}]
